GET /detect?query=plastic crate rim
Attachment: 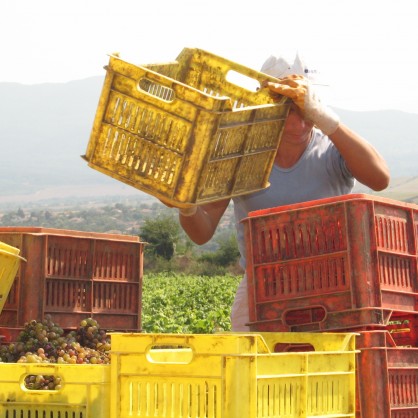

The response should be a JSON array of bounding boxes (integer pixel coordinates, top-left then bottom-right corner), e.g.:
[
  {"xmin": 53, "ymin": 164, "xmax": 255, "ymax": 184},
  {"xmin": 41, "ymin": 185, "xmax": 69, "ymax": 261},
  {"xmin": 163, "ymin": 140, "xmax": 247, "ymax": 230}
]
[{"xmin": 241, "ymin": 192, "xmax": 418, "ymax": 223}]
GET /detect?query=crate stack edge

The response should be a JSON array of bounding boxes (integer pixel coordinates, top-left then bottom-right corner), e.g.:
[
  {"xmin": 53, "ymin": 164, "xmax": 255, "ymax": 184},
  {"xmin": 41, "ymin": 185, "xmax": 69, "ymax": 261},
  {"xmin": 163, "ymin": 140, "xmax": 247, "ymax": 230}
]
[{"xmin": 243, "ymin": 193, "xmax": 418, "ymax": 417}]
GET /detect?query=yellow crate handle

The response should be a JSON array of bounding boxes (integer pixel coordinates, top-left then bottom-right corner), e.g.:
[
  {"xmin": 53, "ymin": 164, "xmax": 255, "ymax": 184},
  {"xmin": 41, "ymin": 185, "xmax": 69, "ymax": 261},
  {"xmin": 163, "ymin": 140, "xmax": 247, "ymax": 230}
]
[
  {"xmin": 177, "ymin": 48, "xmax": 281, "ymax": 85},
  {"xmin": 137, "ymin": 77, "xmax": 176, "ymax": 103}
]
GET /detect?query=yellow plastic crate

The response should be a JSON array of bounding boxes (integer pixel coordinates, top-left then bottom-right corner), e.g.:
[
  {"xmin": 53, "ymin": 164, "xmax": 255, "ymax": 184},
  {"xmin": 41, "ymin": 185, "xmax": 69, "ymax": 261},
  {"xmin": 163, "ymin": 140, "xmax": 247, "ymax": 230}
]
[
  {"xmin": 83, "ymin": 48, "xmax": 290, "ymax": 207},
  {"xmin": 0, "ymin": 241, "xmax": 24, "ymax": 314},
  {"xmin": 0, "ymin": 363, "xmax": 110, "ymax": 418},
  {"xmin": 110, "ymin": 332, "xmax": 358, "ymax": 418}
]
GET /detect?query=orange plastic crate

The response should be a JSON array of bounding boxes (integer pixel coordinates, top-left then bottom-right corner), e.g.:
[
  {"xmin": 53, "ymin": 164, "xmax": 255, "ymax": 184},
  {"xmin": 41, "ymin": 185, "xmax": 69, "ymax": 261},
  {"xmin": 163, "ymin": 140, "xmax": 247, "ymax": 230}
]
[
  {"xmin": 243, "ymin": 194, "xmax": 418, "ymax": 332},
  {"xmin": 0, "ymin": 227, "xmax": 144, "ymax": 337},
  {"xmin": 355, "ymin": 330, "xmax": 418, "ymax": 418}
]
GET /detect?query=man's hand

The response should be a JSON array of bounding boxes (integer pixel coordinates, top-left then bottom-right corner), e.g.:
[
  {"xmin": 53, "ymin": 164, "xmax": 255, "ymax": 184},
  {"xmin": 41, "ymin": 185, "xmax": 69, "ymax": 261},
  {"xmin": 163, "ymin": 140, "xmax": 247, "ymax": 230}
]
[{"xmin": 261, "ymin": 75, "xmax": 340, "ymax": 136}]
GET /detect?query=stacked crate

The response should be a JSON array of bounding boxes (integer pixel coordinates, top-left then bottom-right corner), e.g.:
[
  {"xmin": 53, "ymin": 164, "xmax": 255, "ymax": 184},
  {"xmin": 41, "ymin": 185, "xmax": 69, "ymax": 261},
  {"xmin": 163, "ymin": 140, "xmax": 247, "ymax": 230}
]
[
  {"xmin": 242, "ymin": 193, "xmax": 418, "ymax": 417},
  {"xmin": 0, "ymin": 227, "xmax": 144, "ymax": 341}
]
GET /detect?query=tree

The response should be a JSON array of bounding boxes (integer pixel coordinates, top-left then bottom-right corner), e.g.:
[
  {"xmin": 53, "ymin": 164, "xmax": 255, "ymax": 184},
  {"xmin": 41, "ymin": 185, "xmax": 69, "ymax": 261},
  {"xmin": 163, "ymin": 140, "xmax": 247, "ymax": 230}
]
[
  {"xmin": 17, "ymin": 208, "xmax": 25, "ymax": 218},
  {"xmin": 198, "ymin": 232, "xmax": 240, "ymax": 267},
  {"xmin": 140, "ymin": 215, "xmax": 180, "ymax": 260}
]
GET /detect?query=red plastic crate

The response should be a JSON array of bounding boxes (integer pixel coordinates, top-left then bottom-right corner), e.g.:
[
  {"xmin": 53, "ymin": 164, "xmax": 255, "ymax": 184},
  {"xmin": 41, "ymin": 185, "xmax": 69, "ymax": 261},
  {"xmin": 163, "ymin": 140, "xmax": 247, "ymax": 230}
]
[
  {"xmin": 0, "ymin": 227, "xmax": 144, "ymax": 338},
  {"xmin": 355, "ymin": 330, "xmax": 418, "ymax": 418},
  {"xmin": 243, "ymin": 194, "xmax": 418, "ymax": 332}
]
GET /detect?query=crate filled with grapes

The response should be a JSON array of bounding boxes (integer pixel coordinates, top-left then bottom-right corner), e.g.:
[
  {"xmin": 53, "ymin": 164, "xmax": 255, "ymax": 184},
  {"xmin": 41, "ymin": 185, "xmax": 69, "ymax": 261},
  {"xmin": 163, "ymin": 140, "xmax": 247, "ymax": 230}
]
[
  {"xmin": 0, "ymin": 316, "xmax": 111, "ymax": 371},
  {"xmin": 0, "ymin": 315, "xmax": 110, "ymax": 417}
]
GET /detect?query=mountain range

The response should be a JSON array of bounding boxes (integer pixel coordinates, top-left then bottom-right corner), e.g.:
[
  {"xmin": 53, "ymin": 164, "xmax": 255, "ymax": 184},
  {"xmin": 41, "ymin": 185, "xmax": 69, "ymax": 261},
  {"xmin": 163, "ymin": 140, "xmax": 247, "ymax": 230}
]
[{"xmin": 0, "ymin": 77, "xmax": 417, "ymax": 207}]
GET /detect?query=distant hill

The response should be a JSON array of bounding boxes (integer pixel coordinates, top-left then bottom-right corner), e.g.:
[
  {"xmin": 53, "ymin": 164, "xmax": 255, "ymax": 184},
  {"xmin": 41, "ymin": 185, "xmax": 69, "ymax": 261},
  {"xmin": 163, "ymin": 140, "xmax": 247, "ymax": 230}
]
[
  {"xmin": 0, "ymin": 77, "xmax": 417, "ymax": 207},
  {"xmin": 0, "ymin": 77, "xmax": 105, "ymax": 194},
  {"xmin": 337, "ymin": 108, "xmax": 417, "ymax": 177}
]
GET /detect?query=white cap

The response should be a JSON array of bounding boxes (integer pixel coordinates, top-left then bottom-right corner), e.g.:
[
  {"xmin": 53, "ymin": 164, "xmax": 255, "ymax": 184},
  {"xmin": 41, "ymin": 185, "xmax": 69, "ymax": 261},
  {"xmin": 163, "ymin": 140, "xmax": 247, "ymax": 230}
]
[{"xmin": 260, "ymin": 52, "xmax": 322, "ymax": 85}]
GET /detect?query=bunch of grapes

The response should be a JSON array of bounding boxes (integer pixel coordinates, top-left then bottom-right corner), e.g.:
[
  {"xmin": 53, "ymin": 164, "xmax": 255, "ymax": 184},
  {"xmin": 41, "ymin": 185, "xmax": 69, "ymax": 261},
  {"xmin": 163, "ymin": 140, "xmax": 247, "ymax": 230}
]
[
  {"xmin": 24, "ymin": 374, "xmax": 62, "ymax": 390},
  {"xmin": 69, "ymin": 317, "xmax": 111, "ymax": 352},
  {"xmin": 0, "ymin": 316, "xmax": 112, "ymax": 390},
  {"xmin": 55, "ymin": 340, "xmax": 110, "ymax": 365},
  {"xmin": 0, "ymin": 315, "xmax": 65, "ymax": 362}
]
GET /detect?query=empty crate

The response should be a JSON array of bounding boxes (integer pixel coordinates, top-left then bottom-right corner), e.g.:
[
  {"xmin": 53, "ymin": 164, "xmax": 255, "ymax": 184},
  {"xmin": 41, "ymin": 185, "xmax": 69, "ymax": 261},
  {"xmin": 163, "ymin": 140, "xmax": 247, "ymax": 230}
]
[
  {"xmin": 83, "ymin": 48, "xmax": 290, "ymax": 207},
  {"xmin": 109, "ymin": 332, "xmax": 357, "ymax": 418},
  {"xmin": 0, "ymin": 227, "xmax": 144, "ymax": 336},
  {"xmin": 243, "ymin": 194, "xmax": 418, "ymax": 332}
]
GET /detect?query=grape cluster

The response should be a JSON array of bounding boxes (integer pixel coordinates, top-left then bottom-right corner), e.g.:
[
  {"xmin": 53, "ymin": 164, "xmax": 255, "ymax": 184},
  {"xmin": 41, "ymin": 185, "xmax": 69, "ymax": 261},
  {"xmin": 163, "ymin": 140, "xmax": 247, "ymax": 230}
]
[
  {"xmin": 68, "ymin": 317, "xmax": 111, "ymax": 352},
  {"xmin": 0, "ymin": 316, "xmax": 111, "ymax": 390},
  {"xmin": 24, "ymin": 373, "xmax": 62, "ymax": 390},
  {"xmin": 0, "ymin": 315, "xmax": 65, "ymax": 363}
]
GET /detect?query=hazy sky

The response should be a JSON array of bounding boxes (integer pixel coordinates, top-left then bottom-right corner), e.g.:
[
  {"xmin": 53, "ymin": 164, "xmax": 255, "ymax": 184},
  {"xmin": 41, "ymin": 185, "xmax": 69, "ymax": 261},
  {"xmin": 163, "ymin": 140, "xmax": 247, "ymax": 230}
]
[{"xmin": 2, "ymin": 0, "xmax": 418, "ymax": 114}]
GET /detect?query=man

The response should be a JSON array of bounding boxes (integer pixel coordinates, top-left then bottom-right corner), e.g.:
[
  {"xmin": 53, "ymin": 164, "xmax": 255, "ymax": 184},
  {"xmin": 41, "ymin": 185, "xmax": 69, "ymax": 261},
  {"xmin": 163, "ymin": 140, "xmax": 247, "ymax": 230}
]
[{"xmin": 176, "ymin": 53, "xmax": 390, "ymax": 330}]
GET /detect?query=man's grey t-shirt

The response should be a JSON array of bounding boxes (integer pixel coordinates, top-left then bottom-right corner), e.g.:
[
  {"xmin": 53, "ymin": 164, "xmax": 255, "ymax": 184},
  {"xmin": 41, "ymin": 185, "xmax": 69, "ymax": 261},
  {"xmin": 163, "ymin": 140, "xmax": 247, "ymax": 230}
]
[{"xmin": 233, "ymin": 128, "xmax": 355, "ymax": 269}]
